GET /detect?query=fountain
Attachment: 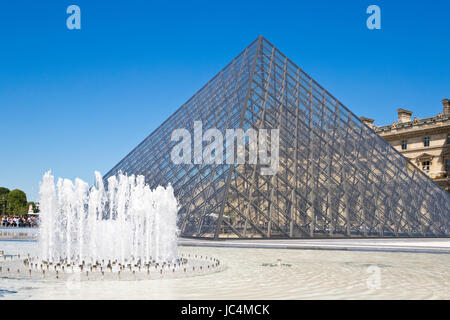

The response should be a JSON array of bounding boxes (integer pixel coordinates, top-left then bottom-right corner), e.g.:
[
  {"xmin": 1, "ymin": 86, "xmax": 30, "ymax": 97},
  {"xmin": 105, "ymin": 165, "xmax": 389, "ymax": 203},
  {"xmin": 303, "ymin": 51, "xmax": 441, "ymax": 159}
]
[{"xmin": 0, "ymin": 171, "xmax": 222, "ymax": 281}]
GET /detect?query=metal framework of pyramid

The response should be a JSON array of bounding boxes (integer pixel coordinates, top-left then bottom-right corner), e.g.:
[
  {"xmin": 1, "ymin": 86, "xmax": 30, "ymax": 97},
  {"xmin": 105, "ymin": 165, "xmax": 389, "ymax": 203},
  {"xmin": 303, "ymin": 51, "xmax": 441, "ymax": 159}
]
[{"xmin": 104, "ymin": 36, "xmax": 450, "ymax": 239}]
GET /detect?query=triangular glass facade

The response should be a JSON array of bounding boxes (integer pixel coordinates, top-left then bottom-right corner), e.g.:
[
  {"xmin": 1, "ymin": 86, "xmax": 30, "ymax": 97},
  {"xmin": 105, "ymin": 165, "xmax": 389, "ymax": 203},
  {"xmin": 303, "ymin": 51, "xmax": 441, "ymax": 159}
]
[{"xmin": 104, "ymin": 36, "xmax": 450, "ymax": 239}]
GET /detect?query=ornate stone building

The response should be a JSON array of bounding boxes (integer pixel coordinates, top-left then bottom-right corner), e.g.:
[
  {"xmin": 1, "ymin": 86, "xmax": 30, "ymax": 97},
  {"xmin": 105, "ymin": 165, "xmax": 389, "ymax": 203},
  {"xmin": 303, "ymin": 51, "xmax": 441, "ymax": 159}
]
[{"xmin": 361, "ymin": 99, "xmax": 450, "ymax": 193}]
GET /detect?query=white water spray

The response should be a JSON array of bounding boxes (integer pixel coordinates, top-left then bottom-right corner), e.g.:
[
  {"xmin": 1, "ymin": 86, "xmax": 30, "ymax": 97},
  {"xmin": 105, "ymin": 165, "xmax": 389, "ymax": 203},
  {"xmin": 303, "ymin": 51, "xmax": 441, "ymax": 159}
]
[{"xmin": 38, "ymin": 171, "xmax": 179, "ymax": 266}]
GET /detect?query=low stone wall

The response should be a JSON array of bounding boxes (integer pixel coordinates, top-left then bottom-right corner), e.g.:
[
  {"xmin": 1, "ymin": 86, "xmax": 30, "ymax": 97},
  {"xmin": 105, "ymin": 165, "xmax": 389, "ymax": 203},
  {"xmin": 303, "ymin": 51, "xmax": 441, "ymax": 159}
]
[{"xmin": 0, "ymin": 227, "xmax": 38, "ymax": 240}]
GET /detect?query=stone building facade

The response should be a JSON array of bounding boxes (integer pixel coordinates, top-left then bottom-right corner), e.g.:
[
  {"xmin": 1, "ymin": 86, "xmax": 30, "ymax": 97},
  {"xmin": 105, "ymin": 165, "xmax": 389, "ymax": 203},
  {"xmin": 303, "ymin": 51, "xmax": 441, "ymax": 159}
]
[{"xmin": 361, "ymin": 99, "xmax": 450, "ymax": 193}]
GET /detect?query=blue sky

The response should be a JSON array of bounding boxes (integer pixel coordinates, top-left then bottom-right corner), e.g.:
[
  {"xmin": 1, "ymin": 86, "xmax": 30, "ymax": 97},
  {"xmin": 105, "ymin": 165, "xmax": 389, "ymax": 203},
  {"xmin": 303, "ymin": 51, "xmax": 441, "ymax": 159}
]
[{"xmin": 0, "ymin": 0, "xmax": 449, "ymax": 201}]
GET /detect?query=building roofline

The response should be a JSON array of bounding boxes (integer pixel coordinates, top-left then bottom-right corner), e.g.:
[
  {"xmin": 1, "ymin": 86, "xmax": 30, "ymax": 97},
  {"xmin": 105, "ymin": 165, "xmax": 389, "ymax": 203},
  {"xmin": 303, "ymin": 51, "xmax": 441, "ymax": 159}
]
[
  {"xmin": 397, "ymin": 108, "xmax": 413, "ymax": 115},
  {"xmin": 376, "ymin": 114, "xmax": 450, "ymax": 133}
]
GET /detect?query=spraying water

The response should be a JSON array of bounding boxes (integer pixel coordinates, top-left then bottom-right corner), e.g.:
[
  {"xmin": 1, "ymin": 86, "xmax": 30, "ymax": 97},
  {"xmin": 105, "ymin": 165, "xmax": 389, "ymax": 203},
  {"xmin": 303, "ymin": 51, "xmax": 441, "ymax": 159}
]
[{"xmin": 38, "ymin": 171, "xmax": 179, "ymax": 266}]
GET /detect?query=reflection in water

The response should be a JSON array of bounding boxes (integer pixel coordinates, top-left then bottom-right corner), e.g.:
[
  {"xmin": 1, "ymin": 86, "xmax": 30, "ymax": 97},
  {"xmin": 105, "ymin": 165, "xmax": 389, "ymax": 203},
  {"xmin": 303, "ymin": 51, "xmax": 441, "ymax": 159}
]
[
  {"xmin": 262, "ymin": 259, "xmax": 292, "ymax": 267},
  {"xmin": 1, "ymin": 241, "xmax": 449, "ymax": 299},
  {"xmin": 0, "ymin": 290, "xmax": 17, "ymax": 298}
]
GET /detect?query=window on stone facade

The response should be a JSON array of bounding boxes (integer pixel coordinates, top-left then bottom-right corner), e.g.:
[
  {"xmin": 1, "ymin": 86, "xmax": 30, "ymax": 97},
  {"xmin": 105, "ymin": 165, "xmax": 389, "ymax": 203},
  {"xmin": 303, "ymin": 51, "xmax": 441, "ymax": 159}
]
[
  {"xmin": 401, "ymin": 140, "xmax": 407, "ymax": 150},
  {"xmin": 446, "ymin": 159, "xmax": 450, "ymax": 174},
  {"xmin": 424, "ymin": 136, "xmax": 430, "ymax": 147},
  {"xmin": 447, "ymin": 134, "xmax": 450, "ymax": 144},
  {"xmin": 422, "ymin": 161, "xmax": 430, "ymax": 172}
]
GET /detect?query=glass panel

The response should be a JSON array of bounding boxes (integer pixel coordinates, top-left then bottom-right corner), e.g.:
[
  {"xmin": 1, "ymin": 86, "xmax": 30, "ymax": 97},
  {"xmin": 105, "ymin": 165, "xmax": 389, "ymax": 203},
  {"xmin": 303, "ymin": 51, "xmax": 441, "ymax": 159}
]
[{"xmin": 105, "ymin": 37, "xmax": 450, "ymax": 239}]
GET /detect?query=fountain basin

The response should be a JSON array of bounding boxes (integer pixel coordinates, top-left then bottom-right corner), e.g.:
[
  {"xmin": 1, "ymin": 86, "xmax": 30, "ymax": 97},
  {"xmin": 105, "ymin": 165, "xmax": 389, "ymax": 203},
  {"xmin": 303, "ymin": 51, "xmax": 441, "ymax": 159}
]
[{"xmin": 0, "ymin": 253, "xmax": 222, "ymax": 281}]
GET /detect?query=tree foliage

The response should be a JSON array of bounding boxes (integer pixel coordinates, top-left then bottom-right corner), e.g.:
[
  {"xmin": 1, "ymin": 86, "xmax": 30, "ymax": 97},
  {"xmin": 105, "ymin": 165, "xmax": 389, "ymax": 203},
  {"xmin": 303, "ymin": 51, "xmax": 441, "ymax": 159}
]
[
  {"xmin": 0, "ymin": 187, "xmax": 37, "ymax": 215},
  {"xmin": 2, "ymin": 189, "xmax": 27, "ymax": 215},
  {"xmin": 0, "ymin": 187, "xmax": 9, "ymax": 215},
  {"xmin": 0, "ymin": 187, "xmax": 10, "ymax": 196}
]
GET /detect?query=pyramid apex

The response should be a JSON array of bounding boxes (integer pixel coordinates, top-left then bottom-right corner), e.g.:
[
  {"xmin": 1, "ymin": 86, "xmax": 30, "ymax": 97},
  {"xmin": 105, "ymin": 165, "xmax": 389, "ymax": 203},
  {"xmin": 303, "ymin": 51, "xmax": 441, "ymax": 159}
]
[{"xmin": 255, "ymin": 35, "xmax": 266, "ymax": 43}]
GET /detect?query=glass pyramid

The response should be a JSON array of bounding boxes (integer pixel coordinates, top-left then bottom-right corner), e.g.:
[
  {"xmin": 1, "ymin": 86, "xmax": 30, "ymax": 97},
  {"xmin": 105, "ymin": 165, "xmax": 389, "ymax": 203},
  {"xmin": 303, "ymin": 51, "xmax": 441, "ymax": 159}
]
[{"xmin": 104, "ymin": 36, "xmax": 450, "ymax": 239}]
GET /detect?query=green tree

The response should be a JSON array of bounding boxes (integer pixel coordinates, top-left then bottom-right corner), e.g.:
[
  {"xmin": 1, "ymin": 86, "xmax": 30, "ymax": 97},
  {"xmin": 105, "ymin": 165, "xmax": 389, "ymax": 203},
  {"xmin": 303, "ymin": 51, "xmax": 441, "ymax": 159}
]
[
  {"xmin": 0, "ymin": 187, "xmax": 10, "ymax": 196},
  {"xmin": 6, "ymin": 189, "xmax": 28, "ymax": 215},
  {"xmin": 0, "ymin": 187, "xmax": 9, "ymax": 215}
]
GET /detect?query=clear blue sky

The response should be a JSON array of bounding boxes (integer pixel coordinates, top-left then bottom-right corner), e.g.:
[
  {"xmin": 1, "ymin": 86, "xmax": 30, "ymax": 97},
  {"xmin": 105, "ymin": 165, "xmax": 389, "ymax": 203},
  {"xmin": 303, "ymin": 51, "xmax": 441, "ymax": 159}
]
[{"xmin": 0, "ymin": 0, "xmax": 449, "ymax": 201}]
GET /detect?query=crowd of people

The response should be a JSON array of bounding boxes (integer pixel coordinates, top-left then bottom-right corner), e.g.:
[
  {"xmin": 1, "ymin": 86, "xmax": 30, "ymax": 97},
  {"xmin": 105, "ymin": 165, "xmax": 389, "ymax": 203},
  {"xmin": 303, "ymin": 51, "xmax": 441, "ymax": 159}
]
[{"xmin": 0, "ymin": 215, "xmax": 39, "ymax": 228}]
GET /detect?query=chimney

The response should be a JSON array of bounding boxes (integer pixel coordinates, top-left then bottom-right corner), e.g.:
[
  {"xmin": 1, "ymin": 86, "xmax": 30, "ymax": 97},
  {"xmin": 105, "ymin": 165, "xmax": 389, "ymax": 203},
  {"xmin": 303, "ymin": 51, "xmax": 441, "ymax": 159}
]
[
  {"xmin": 442, "ymin": 99, "xmax": 450, "ymax": 115},
  {"xmin": 360, "ymin": 117, "xmax": 375, "ymax": 129},
  {"xmin": 397, "ymin": 108, "xmax": 413, "ymax": 123}
]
